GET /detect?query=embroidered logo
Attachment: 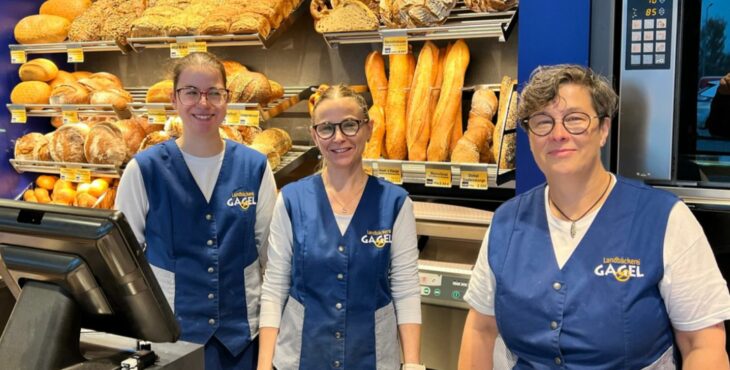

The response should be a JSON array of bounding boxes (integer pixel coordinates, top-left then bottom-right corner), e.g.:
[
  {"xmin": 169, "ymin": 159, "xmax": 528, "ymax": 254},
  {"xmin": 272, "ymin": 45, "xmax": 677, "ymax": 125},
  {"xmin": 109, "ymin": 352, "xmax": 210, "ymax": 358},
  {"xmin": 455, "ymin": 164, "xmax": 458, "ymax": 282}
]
[
  {"xmin": 227, "ymin": 191, "xmax": 257, "ymax": 211},
  {"xmin": 594, "ymin": 257, "xmax": 644, "ymax": 282},
  {"xmin": 360, "ymin": 229, "xmax": 393, "ymax": 249}
]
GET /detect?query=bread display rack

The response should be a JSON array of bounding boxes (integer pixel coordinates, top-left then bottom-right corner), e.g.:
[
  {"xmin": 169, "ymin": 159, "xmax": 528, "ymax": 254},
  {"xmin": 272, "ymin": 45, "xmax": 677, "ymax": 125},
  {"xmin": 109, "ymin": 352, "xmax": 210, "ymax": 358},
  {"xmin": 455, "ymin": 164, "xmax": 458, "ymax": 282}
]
[
  {"xmin": 321, "ymin": 6, "xmax": 517, "ymax": 47},
  {"xmin": 9, "ymin": 159, "xmax": 123, "ymax": 179},
  {"xmin": 9, "ymin": 40, "xmax": 129, "ymax": 56}
]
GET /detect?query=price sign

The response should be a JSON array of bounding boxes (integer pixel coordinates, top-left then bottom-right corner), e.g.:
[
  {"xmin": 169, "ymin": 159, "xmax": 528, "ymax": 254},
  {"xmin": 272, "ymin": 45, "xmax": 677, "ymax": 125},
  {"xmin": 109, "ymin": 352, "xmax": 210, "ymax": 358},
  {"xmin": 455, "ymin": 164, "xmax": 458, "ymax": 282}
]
[
  {"xmin": 60, "ymin": 168, "xmax": 91, "ymax": 183},
  {"xmin": 382, "ymin": 30, "xmax": 408, "ymax": 55},
  {"xmin": 377, "ymin": 163, "xmax": 403, "ymax": 185},
  {"xmin": 171, "ymin": 38, "xmax": 206, "ymax": 58},
  {"xmin": 8, "ymin": 105, "xmax": 27, "ymax": 124},
  {"xmin": 62, "ymin": 108, "xmax": 80, "ymax": 124},
  {"xmin": 459, "ymin": 167, "xmax": 489, "ymax": 190},
  {"xmin": 146, "ymin": 106, "xmax": 167, "ymax": 124},
  {"xmin": 363, "ymin": 161, "xmax": 374, "ymax": 176},
  {"xmin": 188, "ymin": 41, "xmax": 207, "ymax": 53},
  {"xmin": 67, "ymin": 46, "xmax": 84, "ymax": 63},
  {"xmin": 225, "ymin": 110, "xmax": 242, "ymax": 125},
  {"xmin": 170, "ymin": 43, "xmax": 188, "ymax": 59},
  {"xmin": 424, "ymin": 165, "xmax": 452, "ymax": 188},
  {"xmin": 241, "ymin": 110, "xmax": 260, "ymax": 127},
  {"xmin": 10, "ymin": 49, "xmax": 26, "ymax": 64}
]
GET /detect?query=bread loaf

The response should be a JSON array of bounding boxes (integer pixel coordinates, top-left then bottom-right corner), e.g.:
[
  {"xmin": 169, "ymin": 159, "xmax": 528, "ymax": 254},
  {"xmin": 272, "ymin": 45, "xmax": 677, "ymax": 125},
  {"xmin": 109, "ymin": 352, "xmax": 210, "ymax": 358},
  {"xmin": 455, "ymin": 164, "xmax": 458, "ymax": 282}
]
[
  {"xmin": 237, "ymin": 126, "xmax": 261, "ymax": 145},
  {"xmin": 114, "ymin": 119, "xmax": 147, "ymax": 161},
  {"xmin": 132, "ymin": 116, "xmax": 163, "ymax": 136},
  {"xmin": 84, "ymin": 122, "xmax": 128, "ymax": 166},
  {"xmin": 449, "ymin": 100, "xmax": 463, "ymax": 157},
  {"xmin": 492, "ymin": 76, "xmax": 517, "ymax": 169},
  {"xmin": 11, "ymin": 81, "xmax": 52, "ymax": 105},
  {"xmin": 364, "ymin": 104, "xmax": 385, "ymax": 159},
  {"xmin": 314, "ymin": 0, "xmax": 379, "ymax": 33},
  {"xmin": 228, "ymin": 71, "xmax": 272, "ymax": 104},
  {"xmin": 252, "ymin": 128, "xmax": 292, "ymax": 156},
  {"xmin": 268, "ymin": 80, "xmax": 285, "ymax": 103},
  {"xmin": 166, "ymin": 13, "xmax": 206, "ymax": 36},
  {"xmin": 50, "ymin": 82, "xmax": 90, "ymax": 105},
  {"xmin": 78, "ymin": 72, "xmax": 123, "ymax": 91},
  {"xmin": 385, "ymin": 53, "xmax": 412, "ymax": 160},
  {"xmin": 365, "ymin": 51, "xmax": 388, "ymax": 108},
  {"xmin": 426, "ymin": 39, "xmax": 470, "ymax": 162},
  {"xmin": 240, "ymin": 3, "xmax": 283, "ymax": 30},
  {"xmin": 14, "ymin": 15, "xmax": 70, "ymax": 44},
  {"xmin": 40, "ymin": 0, "xmax": 92, "ymax": 21},
  {"xmin": 401, "ymin": 0, "xmax": 456, "ymax": 27},
  {"xmin": 248, "ymin": 142, "xmax": 281, "ymax": 169},
  {"xmin": 219, "ymin": 126, "xmax": 245, "ymax": 144},
  {"xmin": 165, "ymin": 117, "xmax": 184, "ymax": 138},
  {"xmin": 50, "ymin": 123, "xmax": 90, "ymax": 163},
  {"xmin": 50, "ymin": 71, "xmax": 76, "ymax": 89},
  {"xmin": 19, "ymin": 59, "xmax": 59, "ymax": 82},
  {"xmin": 71, "ymin": 71, "xmax": 92, "ymax": 80},
  {"xmin": 138, "ymin": 131, "xmax": 172, "ymax": 152},
  {"xmin": 37, "ymin": 132, "xmax": 54, "ymax": 161},
  {"xmin": 14, "ymin": 133, "xmax": 47, "ymax": 161},
  {"xmin": 406, "ymin": 41, "xmax": 439, "ymax": 161},
  {"xmin": 222, "ymin": 61, "xmax": 248, "ymax": 78},
  {"xmin": 130, "ymin": 15, "xmax": 168, "ymax": 37},
  {"xmin": 451, "ymin": 88, "xmax": 498, "ymax": 163},
  {"xmin": 231, "ymin": 13, "xmax": 272, "ymax": 37},
  {"xmin": 90, "ymin": 88, "xmax": 133, "ymax": 111},
  {"xmin": 146, "ymin": 80, "xmax": 174, "ymax": 103}
]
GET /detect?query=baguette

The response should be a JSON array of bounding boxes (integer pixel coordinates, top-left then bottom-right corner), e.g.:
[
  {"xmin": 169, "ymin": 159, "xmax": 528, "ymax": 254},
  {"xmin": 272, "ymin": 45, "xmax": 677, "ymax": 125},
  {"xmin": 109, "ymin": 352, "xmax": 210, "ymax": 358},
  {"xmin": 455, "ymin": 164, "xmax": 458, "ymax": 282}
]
[
  {"xmin": 385, "ymin": 52, "xmax": 412, "ymax": 160},
  {"xmin": 492, "ymin": 76, "xmax": 517, "ymax": 169},
  {"xmin": 426, "ymin": 39, "xmax": 470, "ymax": 162},
  {"xmin": 364, "ymin": 104, "xmax": 385, "ymax": 159},
  {"xmin": 365, "ymin": 51, "xmax": 388, "ymax": 108},
  {"xmin": 406, "ymin": 41, "xmax": 439, "ymax": 161},
  {"xmin": 449, "ymin": 100, "xmax": 463, "ymax": 159}
]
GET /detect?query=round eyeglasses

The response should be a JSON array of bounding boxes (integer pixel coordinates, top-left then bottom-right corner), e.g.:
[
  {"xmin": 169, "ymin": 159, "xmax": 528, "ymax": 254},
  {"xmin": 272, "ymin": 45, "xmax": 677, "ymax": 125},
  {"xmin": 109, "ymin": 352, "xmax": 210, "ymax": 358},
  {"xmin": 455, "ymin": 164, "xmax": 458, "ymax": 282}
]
[
  {"xmin": 523, "ymin": 112, "xmax": 601, "ymax": 136},
  {"xmin": 175, "ymin": 87, "xmax": 229, "ymax": 106},
  {"xmin": 311, "ymin": 118, "xmax": 368, "ymax": 139}
]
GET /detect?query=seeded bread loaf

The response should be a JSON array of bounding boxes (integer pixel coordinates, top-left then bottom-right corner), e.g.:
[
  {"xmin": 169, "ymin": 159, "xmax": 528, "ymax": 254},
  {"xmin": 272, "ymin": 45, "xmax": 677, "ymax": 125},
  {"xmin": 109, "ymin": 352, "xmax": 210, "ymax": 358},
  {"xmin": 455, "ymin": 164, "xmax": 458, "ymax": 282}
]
[{"xmin": 314, "ymin": 0, "xmax": 379, "ymax": 33}]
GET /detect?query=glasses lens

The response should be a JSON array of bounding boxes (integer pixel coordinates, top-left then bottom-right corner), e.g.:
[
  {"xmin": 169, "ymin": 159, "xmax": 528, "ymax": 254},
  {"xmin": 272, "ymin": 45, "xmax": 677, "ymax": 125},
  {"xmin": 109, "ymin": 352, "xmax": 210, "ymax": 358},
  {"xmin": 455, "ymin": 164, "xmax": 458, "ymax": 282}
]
[
  {"xmin": 563, "ymin": 112, "xmax": 591, "ymax": 134},
  {"xmin": 528, "ymin": 114, "xmax": 555, "ymax": 136},
  {"xmin": 315, "ymin": 123, "xmax": 335, "ymax": 138},
  {"xmin": 340, "ymin": 119, "xmax": 361, "ymax": 136},
  {"xmin": 179, "ymin": 88, "xmax": 201, "ymax": 105}
]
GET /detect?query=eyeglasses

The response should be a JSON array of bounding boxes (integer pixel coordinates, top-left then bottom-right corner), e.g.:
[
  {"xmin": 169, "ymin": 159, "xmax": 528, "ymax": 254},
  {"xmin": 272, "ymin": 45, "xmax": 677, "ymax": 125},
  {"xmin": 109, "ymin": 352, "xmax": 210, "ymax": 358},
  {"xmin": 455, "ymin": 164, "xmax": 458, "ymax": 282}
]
[
  {"xmin": 175, "ymin": 87, "xmax": 229, "ymax": 106},
  {"xmin": 311, "ymin": 118, "xmax": 368, "ymax": 139},
  {"xmin": 523, "ymin": 112, "xmax": 601, "ymax": 136}
]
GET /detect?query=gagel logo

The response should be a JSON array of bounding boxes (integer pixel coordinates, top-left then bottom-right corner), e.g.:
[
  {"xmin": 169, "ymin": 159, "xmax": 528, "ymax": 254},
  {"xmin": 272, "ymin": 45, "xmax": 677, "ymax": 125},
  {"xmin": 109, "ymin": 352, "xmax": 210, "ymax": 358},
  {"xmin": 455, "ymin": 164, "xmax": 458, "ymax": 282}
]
[
  {"xmin": 227, "ymin": 191, "xmax": 257, "ymax": 211},
  {"xmin": 594, "ymin": 256, "xmax": 644, "ymax": 282},
  {"xmin": 360, "ymin": 229, "xmax": 393, "ymax": 248}
]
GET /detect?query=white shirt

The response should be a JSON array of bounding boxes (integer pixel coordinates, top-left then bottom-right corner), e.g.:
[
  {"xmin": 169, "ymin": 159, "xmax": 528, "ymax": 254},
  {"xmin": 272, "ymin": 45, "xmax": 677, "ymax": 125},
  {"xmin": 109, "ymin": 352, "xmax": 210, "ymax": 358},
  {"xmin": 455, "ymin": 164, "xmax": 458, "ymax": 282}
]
[
  {"xmin": 464, "ymin": 176, "xmax": 730, "ymax": 332},
  {"xmin": 260, "ymin": 194, "xmax": 422, "ymax": 328}
]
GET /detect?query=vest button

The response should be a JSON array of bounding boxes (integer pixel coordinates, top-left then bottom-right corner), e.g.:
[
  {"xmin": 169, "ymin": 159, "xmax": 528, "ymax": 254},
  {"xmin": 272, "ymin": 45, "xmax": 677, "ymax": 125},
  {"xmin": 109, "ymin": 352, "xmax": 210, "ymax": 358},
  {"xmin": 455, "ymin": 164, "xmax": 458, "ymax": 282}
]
[
  {"xmin": 205, "ymin": 214, "xmax": 212, "ymax": 221},
  {"xmin": 208, "ymin": 293, "xmax": 214, "ymax": 300},
  {"xmin": 550, "ymin": 321, "xmax": 558, "ymax": 330},
  {"xmin": 333, "ymin": 360, "xmax": 341, "ymax": 368},
  {"xmin": 335, "ymin": 302, "xmax": 343, "ymax": 310},
  {"xmin": 552, "ymin": 282, "xmax": 562, "ymax": 291},
  {"xmin": 337, "ymin": 273, "xmax": 344, "ymax": 280},
  {"xmin": 207, "ymin": 239, "xmax": 214, "ymax": 246},
  {"xmin": 338, "ymin": 245, "xmax": 345, "ymax": 253},
  {"xmin": 208, "ymin": 267, "xmax": 214, "ymax": 273},
  {"xmin": 208, "ymin": 318, "xmax": 215, "ymax": 326},
  {"xmin": 554, "ymin": 357, "xmax": 562, "ymax": 365},
  {"xmin": 334, "ymin": 331, "xmax": 342, "ymax": 339}
]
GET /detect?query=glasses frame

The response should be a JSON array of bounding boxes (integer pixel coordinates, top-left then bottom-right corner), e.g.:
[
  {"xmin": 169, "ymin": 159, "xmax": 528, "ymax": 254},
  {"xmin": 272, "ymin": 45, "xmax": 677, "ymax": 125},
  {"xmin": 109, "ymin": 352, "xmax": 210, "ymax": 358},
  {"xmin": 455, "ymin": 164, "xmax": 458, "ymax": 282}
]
[
  {"xmin": 175, "ymin": 87, "xmax": 230, "ymax": 106},
  {"xmin": 522, "ymin": 112, "xmax": 603, "ymax": 137},
  {"xmin": 311, "ymin": 118, "xmax": 369, "ymax": 140}
]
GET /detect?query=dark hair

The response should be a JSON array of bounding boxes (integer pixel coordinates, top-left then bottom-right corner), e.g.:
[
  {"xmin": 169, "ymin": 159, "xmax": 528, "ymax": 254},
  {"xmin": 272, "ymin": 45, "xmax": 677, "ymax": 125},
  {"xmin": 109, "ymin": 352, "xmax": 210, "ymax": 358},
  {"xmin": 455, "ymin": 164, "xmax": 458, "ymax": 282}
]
[
  {"xmin": 171, "ymin": 52, "xmax": 227, "ymax": 90},
  {"xmin": 311, "ymin": 84, "xmax": 370, "ymax": 121},
  {"xmin": 517, "ymin": 64, "xmax": 618, "ymax": 130}
]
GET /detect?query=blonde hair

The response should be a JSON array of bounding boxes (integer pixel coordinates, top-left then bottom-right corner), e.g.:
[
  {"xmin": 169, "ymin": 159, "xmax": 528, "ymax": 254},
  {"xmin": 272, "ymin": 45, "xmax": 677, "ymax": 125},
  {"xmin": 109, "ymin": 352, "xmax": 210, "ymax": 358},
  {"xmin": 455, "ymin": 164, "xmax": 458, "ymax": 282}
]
[{"xmin": 311, "ymin": 84, "xmax": 369, "ymax": 121}]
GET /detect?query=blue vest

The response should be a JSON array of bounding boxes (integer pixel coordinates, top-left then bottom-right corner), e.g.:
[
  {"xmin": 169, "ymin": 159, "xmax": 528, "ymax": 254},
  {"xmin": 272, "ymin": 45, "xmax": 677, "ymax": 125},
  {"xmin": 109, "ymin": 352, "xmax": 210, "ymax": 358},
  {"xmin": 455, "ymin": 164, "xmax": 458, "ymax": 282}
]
[
  {"xmin": 135, "ymin": 139, "xmax": 267, "ymax": 357},
  {"xmin": 280, "ymin": 174, "xmax": 407, "ymax": 370},
  {"xmin": 489, "ymin": 176, "xmax": 677, "ymax": 369}
]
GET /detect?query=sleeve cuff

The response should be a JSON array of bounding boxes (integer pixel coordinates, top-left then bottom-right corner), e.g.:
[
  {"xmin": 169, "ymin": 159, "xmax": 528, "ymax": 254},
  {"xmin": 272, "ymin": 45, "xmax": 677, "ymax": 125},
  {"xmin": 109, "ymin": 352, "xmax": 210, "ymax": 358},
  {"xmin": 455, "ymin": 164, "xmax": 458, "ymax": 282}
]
[{"xmin": 259, "ymin": 300, "xmax": 283, "ymax": 328}]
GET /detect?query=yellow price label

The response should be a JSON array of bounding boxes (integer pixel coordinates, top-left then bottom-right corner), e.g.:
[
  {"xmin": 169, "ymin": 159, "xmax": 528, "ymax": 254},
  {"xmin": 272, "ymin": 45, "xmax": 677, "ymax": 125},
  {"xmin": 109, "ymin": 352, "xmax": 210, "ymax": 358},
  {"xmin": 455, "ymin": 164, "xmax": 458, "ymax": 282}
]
[
  {"xmin": 225, "ymin": 110, "xmax": 242, "ymax": 125},
  {"xmin": 10, "ymin": 50, "xmax": 26, "ymax": 64},
  {"xmin": 9, "ymin": 105, "xmax": 27, "ymax": 124},
  {"xmin": 60, "ymin": 168, "xmax": 92, "ymax": 183},
  {"xmin": 241, "ymin": 110, "xmax": 260, "ymax": 127},
  {"xmin": 170, "ymin": 43, "xmax": 188, "ymax": 59},
  {"xmin": 382, "ymin": 35, "xmax": 408, "ymax": 55},
  {"xmin": 67, "ymin": 48, "xmax": 84, "ymax": 63},
  {"xmin": 62, "ymin": 109, "xmax": 80, "ymax": 124},
  {"xmin": 146, "ymin": 107, "xmax": 167, "ymax": 124},
  {"xmin": 424, "ymin": 166, "xmax": 452, "ymax": 188},
  {"xmin": 188, "ymin": 42, "xmax": 207, "ymax": 53},
  {"xmin": 363, "ymin": 161, "xmax": 374, "ymax": 176},
  {"xmin": 377, "ymin": 164, "xmax": 403, "ymax": 185},
  {"xmin": 460, "ymin": 169, "xmax": 489, "ymax": 190}
]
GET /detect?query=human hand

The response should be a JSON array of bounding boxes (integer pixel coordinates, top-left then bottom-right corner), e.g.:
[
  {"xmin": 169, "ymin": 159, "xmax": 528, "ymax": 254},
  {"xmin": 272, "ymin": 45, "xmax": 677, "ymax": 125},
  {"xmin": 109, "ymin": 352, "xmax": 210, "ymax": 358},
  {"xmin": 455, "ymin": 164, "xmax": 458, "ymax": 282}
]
[{"xmin": 718, "ymin": 73, "xmax": 730, "ymax": 95}]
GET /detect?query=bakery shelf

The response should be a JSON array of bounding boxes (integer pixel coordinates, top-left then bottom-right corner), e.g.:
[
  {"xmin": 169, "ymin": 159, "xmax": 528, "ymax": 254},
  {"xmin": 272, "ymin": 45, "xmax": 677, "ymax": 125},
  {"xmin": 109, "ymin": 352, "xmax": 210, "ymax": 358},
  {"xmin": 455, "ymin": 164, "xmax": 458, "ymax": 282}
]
[
  {"xmin": 7, "ymin": 103, "xmax": 130, "ymax": 120},
  {"xmin": 10, "ymin": 159, "xmax": 123, "ymax": 178},
  {"xmin": 322, "ymin": 6, "xmax": 517, "ymax": 48},
  {"xmin": 273, "ymin": 145, "xmax": 318, "ymax": 179},
  {"xmin": 8, "ymin": 40, "xmax": 130, "ymax": 55},
  {"xmin": 362, "ymin": 159, "xmax": 515, "ymax": 189}
]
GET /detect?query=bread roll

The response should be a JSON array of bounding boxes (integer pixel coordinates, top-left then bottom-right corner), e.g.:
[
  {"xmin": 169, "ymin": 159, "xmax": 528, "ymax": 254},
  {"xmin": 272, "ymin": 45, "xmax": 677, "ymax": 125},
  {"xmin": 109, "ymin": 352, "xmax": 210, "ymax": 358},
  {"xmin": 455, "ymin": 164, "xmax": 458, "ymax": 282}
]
[
  {"xmin": 146, "ymin": 80, "xmax": 174, "ymax": 103},
  {"xmin": 241, "ymin": 3, "xmax": 284, "ymax": 29},
  {"xmin": 114, "ymin": 118, "xmax": 147, "ymax": 161},
  {"xmin": 268, "ymin": 80, "xmax": 285, "ymax": 103},
  {"xmin": 166, "ymin": 13, "xmax": 205, "ymax": 36},
  {"xmin": 492, "ymin": 76, "xmax": 517, "ymax": 169},
  {"xmin": 385, "ymin": 53, "xmax": 412, "ymax": 160},
  {"xmin": 228, "ymin": 71, "xmax": 272, "ymax": 104},
  {"xmin": 50, "ymin": 123, "xmax": 90, "ymax": 163},
  {"xmin": 365, "ymin": 51, "xmax": 388, "ymax": 108},
  {"xmin": 138, "ymin": 131, "xmax": 172, "ymax": 152},
  {"xmin": 50, "ymin": 71, "xmax": 76, "ymax": 90},
  {"xmin": 71, "ymin": 71, "xmax": 92, "ymax": 80},
  {"xmin": 237, "ymin": 126, "xmax": 261, "ymax": 145},
  {"xmin": 78, "ymin": 72, "xmax": 123, "ymax": 91},
  {"xmin": 40, "ymin": 0, "xmax": 92, "ymax": 22},
  {"xmin": 90, "ymin": 88, "xmax": 133, "ymax": 111},
  {"xmin": 426, "ymin": 39, "xmax": 470, "ymax": 162},
  {"xmin": 19, "ymin": 59, "xmax": 59, "ymax": 82},
  {"xmin": 134, "ymin": 116, "xmax": 164, "ymax": 136},
  {"xmin": 364, "ymin": 104, "xmax": 385, "ymax": 159},
  {"xmin": 252, "ymin": 128, "xmax": 292, "ymax": 156},
  {"xmin": 406, "ymin": 41, "xmax": 439, "ymax": 161},
  {"xmin": 314, "ymin": 0, "xmax": 378, "ymax": 33},
  {"xmin": 50, "ymin": 82, "xmax": 90, "ymax": 105},
  {"xmin": 84, "ymin": 122, "xmax": 128, "ymax": 166},
  {"xmin": 11, "ymin": 81, "xmax": 52, "ymax": 105},
  {"xmin": 14, "ymin": 15, "xmax": 70, "ymax": 44},
  {"xmin": 14, "ymin": 133, "xmax": 47, "ymax": 161}
]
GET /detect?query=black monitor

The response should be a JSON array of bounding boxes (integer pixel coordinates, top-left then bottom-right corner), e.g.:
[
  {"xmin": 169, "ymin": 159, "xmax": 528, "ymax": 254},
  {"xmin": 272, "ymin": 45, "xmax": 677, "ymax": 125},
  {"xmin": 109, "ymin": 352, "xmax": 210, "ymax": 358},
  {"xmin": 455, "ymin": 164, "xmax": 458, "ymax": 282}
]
[{"xmin": 0, "ymin": 199, "xmax": 180, "ymax": 370}]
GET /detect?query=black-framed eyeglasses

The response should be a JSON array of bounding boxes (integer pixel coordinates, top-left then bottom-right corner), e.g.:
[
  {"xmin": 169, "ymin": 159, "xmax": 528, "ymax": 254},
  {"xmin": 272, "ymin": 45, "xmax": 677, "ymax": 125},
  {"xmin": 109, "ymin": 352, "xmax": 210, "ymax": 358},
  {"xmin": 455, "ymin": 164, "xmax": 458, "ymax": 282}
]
[
  {"xmin": 311, "ymin": 118, "xmax": 368, "ymax": 139},
  {"xmin": 523, "ymin": 112, "xmax": 602, "ymax": 136},
  {"xmin": 175, "ymin": 87, "xmax": 229, "ymax": 106}
]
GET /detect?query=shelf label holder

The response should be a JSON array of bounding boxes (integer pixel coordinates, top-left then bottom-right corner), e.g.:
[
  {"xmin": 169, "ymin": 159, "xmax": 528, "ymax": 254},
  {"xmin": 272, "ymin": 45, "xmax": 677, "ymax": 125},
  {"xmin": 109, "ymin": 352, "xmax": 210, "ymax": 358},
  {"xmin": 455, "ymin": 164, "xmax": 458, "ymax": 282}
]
[
  {"xmin": 10, "ymin": 48, "xmax": 26, "ymax": 64},
  {"xmin": 376, "ymin": 161, "xmax": 403, "ymax": 185},
  {"xmin": 8, "ymin": 105, "xmax": 27, "ymax": 124},
  {"xmin": 171, "ymin": 37, "xmax": 207, "ymax": 58},
  {"xmin": 67, "ymin": 44, "xmax": 84, "ymax": 63},
  {"xmin": 146, "ymin": 105, "xmax": 167, "ymax": 124},
  {"xmin": 424, "ymin": 163, "xmax": 452, "ymax": 188},
  {"xmin": 60, "ymin": 167, "xmax": 91, "ymax": 183},
  {"xmin": 459, "ymin": 165, "xmax": 489, "ymax": 190},
  {"xmin": 61, "ymin": 106, "xmax": 80, "ymax": 124},
  {"xmin": 382, "ymin": 29, "xmax": 408, "ymax": 55}
]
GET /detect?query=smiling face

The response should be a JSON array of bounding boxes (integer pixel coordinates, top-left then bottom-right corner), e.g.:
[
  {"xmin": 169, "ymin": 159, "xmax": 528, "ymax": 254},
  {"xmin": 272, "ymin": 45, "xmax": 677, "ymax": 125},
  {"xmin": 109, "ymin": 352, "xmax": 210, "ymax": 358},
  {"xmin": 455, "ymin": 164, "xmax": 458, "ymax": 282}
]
[
  {"xmin": 528, "ymin": 83, "xmax": 610, "ymax": 179},
  {"xmin": 171, "ymin": 66, "xmax": 227, "ymax": 137},
  {"xmin": 311, "ymin": 96, "xmax": 372, "ymax": 170}
]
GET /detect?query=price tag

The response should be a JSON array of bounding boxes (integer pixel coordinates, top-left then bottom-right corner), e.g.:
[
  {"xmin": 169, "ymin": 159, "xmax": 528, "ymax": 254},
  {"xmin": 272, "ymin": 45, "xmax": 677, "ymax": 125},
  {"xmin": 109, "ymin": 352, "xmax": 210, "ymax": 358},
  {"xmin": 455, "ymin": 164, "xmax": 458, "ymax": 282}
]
[
  {"xmin": 146, "ymin": 106, "xmax": 167, "ymax": 124},
  {"xmin": 424, "ymin": 165, "xmax": 452, "ymax": 188},
  {"xmin": 241, "ymin": 110, "xmax": 260, "ymax": 127},
  {"xmin": 188, "ymin": 41, "xmax": 207, "ymax": 53},
  {"xmin": 67, "ymin": 46, "xmax": 84, "ymax": 63},
  {"xmin": 363, "ymin": 161, "xmax": 374, "ymax": 176},
  {"xmin": 225, "ymin": 110, "xmax": 242, "ymax": 125},
  {"xmin": 170, "ymin": 43, "xmax": 188, "ymax": 59},
  {"xmin": 460, "ymin": 167, "xmax": 489, "ymax": 190},
  {"xmin": 60, "ymin": 168, "xmax": 91, "ymax": 183},
  {"xmin": 377, "ymin": 163, "xmax": 403, "ymax": 185},
  {"xmin": 62, "ymin": 108, "xmax": 80, "ymax": 124},
  {"xmin": 10, "ymin": 49, "xmax": 26, "ymax": 64},
  {"xmin": 382, "ymin": 30, "xmax": 408, "ymax": 55},
  {"xmin": 8, "ymin": 105, "xmax": 27, "ymax": 124}
]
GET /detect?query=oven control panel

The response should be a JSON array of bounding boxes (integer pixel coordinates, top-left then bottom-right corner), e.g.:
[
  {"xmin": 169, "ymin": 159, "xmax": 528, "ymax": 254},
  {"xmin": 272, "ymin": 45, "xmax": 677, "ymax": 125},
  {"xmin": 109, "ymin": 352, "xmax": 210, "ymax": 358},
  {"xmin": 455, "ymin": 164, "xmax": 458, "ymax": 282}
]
[
  {"xmin": 419, "ymin": 270, "xmax": 470, "ymax": 309},
  {"xmin": 625, "ymin": 0, "xmax": 673, "ymax": 70}
]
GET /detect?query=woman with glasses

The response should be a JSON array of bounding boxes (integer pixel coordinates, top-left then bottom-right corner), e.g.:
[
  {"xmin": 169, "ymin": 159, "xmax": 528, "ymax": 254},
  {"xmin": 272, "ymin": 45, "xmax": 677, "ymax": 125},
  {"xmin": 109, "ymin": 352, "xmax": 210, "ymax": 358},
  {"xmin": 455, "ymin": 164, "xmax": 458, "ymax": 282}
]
[
  {"xmin": 116, "ymin": 52, "xmax": 277, "ymax": 370},
  {"xmin": 458, "ymin": 64, "xmax": 730, "ymax": 369},
  {"xmin": 258, "ymin": 84, "xmax": 424, "ymax": 370}
]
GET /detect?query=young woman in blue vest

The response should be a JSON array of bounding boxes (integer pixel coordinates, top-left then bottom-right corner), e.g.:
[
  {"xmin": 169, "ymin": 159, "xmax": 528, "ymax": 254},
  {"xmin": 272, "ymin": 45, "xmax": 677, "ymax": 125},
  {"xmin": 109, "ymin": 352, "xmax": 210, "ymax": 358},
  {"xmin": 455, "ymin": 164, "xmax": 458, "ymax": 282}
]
[
  {"xmin": 458, "ymin": 65, "xmax": 730, "ymax": 369},
  {"xmin": 257, "ymin": 84, "xmax": 425, "ymax": 370},
  {"xmin": 116, "ymin": 52, "xmax": 277, "ymax": 370}
]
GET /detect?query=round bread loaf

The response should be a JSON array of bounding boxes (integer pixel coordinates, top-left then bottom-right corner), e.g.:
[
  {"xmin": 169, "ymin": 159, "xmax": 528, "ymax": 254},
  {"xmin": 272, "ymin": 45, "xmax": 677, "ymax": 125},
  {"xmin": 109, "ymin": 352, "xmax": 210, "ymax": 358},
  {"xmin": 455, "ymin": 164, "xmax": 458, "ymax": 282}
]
[
  {"xmin": 50, "ymin": 82, "xmax": 90, "ymax": 105},
  {"xmin": 14, "ymin": 132, "xmax": 47, "ymax": 161},
  {"xmin": 248, "ymin": 142, "xmax": 281, "ymax": 169},
  {"xmin": 40, "ymin": 0, "xmax": 92, "ymax": 21},
  {"xmin": 251, "ymin": 127, "xmax": 292, "ymax": 156},
  {"xmin": 37, "ymin": 132, "xmax": 54, "ymax": 161},
  {"xmin": 222, "ymin": 61, "xmax": 248, "ymax": 78},
  {"xmin": 134, "ymin": 116, "xmax": 164, "ymax": 135},
  {"xmin": 19, "ymin": 59, "xmax": 59, "ymax": 82},
  {"xmin": 228, "ymin": 71, "xmax": 272, "ymax": 104},
  {"xmin": 71, "ymin": 71, "xmax": 93, "ymax": 80},
  {"xmin": 237, "ymin": 125, "xmax": 261, "ymax": 145},
  {"xmin": 11, "ymin": 81, "xmax": 52, "ymax": 104},
  {"xmin": 138, "ymin": 131, "xmax": 172, "ymax": 152},
  {"xmin": 114, "ymin": 118, "xmax": 147, "ymax": 160},
  {"xmin": 50, "ymin": 70, "xmax": 76, "ymax": 89},
  {"xmin": 78, "ymin": 72, "xmax": 123, "ymax": 91},
  {"xmin": 50, "ymin": 123, "xmax": 90, "ymax": 163},
  {"xmin": 145, "ymin": 80, "xmax": 174, "ymax": 103},
  {"xmin": 84, "ymin": 122, "xmax": 128, "ymax": 166},
  {"xmin": 14, "ymin": 15, "xmax": 70, "ymax": 44},
  {"xmin": 220, "ymin": 125, "xmax": 244, "ymax": 144},
  {"xmin": 90, "ymin": 88, "xmax": 133, "ymax": 111},
  {"xmin": 268, "ymin": 80, "xmax": 284, "ymax": 103}
]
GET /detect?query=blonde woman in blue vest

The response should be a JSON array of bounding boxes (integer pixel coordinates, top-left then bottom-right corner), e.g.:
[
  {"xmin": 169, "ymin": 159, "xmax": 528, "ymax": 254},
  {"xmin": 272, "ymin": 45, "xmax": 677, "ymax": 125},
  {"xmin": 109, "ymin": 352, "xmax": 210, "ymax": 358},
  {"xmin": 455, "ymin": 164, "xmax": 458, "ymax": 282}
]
[
  {"xmin": 116, "ymin": 52, "xmax": 277, "ymax": 370},
  {"xmin": 458, "ymin": 65, "xmax": 730, "ymax": 369},
  {"xmin": 257, "ymin": 84, "xmax": 424, "ymax": 370}
]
